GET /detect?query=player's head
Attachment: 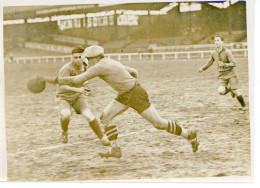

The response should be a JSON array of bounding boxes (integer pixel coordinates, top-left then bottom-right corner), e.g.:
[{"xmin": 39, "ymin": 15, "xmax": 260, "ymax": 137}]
[
  {"xmin": 71, "ymin": 47, "xmax": 84, "ymax": 65},
  {"xmin": 214, "ymin": 35, "xmax": 224, "ymax": 48},
  {"xmin": 82, "ymin": 45, "xmax": 105, "ymax": 67}
]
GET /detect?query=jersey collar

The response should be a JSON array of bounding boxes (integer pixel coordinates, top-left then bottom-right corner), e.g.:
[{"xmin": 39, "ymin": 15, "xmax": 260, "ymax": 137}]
[{"xmin": 215, "ymin": 46, "xmax": 226, "ymax": 53}]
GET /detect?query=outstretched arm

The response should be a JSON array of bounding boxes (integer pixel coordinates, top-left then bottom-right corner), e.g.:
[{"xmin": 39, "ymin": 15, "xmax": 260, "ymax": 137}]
[
  {"xmin": 42, "ymin": 76, "xmax": 58, "ymax": 85},
  {"xmin": 198, "ymin": 55, "xmax": 214, "ymax": 72},
  {"xmin": 41, "ymin": 69, "xmax": 98, "ymax": 86},
  {"xmin": 39, "ymin": 73, "xmax": 81, "ymax": 86},
  {"xmin": 58, "ymin": 65, "xmax": 101, "ymax": 86},
  {"xmin": 125, "ymin": 66, "xmax": 138, "ymax": 78}
]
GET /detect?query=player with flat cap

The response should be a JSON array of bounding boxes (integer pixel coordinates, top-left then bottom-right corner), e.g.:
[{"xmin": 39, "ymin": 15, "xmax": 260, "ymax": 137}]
[{"xmin": 43, "ymin": 45, "xmax": 199, "ymax": 158}]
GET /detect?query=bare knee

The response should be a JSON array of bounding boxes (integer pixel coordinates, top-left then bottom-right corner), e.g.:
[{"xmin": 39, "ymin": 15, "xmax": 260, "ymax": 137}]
[
  {"xmin": 152, "ymin": 119, "xmax": 163, "ymax": 129},
  {"xmin": 218, "ymin": 86, "xmax": 226, "ymax": 95},
  {"xmin": 81, "ymin": 109, "xmax": 95, "ymax": 122},
  {"xmin": 143, "ymin": 114, "xmax": 166, "ymax": 129},
  {"xmin": 232, "ymin": 89, "xmax": 241, "ymax": 96},
  {"xmin": 60, "ymin": 109, "xmax": 71, "ymax": 120},
  {"xmin": 153, "ymin": 118, "xmax": 167, "ymax": 129},
  {"xmin": 141, "ymin": 105, "xmax": 167, "ymax": 129}
]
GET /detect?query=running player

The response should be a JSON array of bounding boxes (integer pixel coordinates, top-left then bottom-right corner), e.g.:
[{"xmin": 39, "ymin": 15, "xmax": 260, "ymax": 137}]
[
  {"xmin": 198, "ymin": 35, "xmax": 247, "ymax": 110},
  {"xmin": 43, "ymin": 45, "xmax": 199, "ymax": 158},
  {"xmin": 44, "ymin": 47, "xmax": 109, "ymax": 145}
]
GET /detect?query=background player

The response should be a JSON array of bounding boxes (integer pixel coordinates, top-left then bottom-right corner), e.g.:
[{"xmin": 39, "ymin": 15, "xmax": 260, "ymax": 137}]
[
  {"xmin": 43, "ymin": 45, "xmax": 199, "ymax": 158},
  {"xmin": 198, "ymin": 35, "xmax": 247, "ymax": 111},
  {"xmin": 45, "ymin": 47, "xmax": 109, "ymax": 145}
]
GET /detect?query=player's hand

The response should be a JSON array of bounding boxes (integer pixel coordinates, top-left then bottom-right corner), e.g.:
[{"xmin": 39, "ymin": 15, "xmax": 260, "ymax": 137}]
[
  {"xmin": 198, "ymin": 68, "xmax": 203, "ymax": 73},
  {"xmin": 218, "ymin": 61, "xmax": 225, "ymax": 67},
  {"xmin": 76, "ymin": 87, "xmax": 86, "ymax": 94},
  {"xmin": 76, "ymin": 87, "xmax": 92, "ymax": 96},
  {"xmin": 85, "ymin": 91, "xmax": 92, "ymax": 96}
]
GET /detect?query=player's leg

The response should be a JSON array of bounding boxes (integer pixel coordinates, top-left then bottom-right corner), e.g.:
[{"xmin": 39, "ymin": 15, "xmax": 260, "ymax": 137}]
[
  {"xmin": 125, "ymin": 83, "xmax": 195, "ymax": 139},
  {"xmin": 98, "ymin": 99, "xmax": 129, "ymax": 158},
  {"xmin": 218, "ymin": 78, "xmax": 229, "ymax": 95},
  {"xmin": 128, "ymin": 83, "xmax": 198, "ymax": 152},
  {"xmin": 73, "ymin": 97, "xmax": 110, "ymax": 146},
  {"xmin": 140, "ymin": 105, "xmax": 198, "ymax": 152},
  {"xmin": 100, "ymin": 99, "xmax": 129, "ymax": 144},
  {"xmin": 140, "ymin": 105, "xmax": 196, "ymax": 137},
  {"xmin": 226, "ymin": 85, "xmax": 236, "ymax": 98},
  {"xmin": 57, "ymin": 99, "xmax": 71, "ymax": 143},
  {"xmin": 230, "ymin": 77, "xmax": 246, "ymax": 109}
]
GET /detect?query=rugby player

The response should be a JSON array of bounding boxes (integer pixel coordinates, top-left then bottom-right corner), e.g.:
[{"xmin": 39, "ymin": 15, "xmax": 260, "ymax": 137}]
[
  {"xmin": 44, "ymin": 45, "xmax": 199, "ymax": 158},
  {"xmin": 44, "ymin": 47, "xmax": 109, "ymax": 146},
  {"xmin": 198, "ymin": 35, "xmax": 247, "ymax": 111}
]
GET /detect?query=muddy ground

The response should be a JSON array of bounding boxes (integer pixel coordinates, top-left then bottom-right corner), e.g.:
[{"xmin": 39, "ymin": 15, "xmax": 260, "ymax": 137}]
[{"xmin": 4, "ymin": 58, "xmax": 251, "ymax": 181}]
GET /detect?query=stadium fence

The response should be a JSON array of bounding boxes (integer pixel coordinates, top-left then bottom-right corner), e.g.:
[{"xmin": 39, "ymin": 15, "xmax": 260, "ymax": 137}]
[{"xmin": 4, "ymin": 49, "xmax": 248, "ymax": 64}]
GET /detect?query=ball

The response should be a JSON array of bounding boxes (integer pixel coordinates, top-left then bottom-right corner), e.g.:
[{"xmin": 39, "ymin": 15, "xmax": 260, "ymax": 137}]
[{"xmin": 27, "ymin": 76, "xmax": 46, "ymax": 93}]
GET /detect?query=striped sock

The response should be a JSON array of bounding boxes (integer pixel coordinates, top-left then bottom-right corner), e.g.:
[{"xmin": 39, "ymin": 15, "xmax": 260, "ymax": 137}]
[
  {"xmin": 105, "ymin": 125, "xmax": 120, "ymax": 148},
  {"xmin": 105, "ymin": 125, "xmax": 118, "ymax": 141},
  {"xmin": 167, "ymin": 120, "xmax": 182, "ymax": 136}
]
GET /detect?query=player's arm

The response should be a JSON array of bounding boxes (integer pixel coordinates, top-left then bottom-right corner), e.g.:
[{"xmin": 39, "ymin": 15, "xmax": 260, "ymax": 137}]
[
  {"xmin": 224, "ymin": 51, "xmax": 236, "ymax": 68},
  {"xmin": 40, "ymin": 68, "xmax": 98, "ymax": 86},
  {"xmin": 218, "ymin": 51, "xmax": 236, "ymax": 68},
  {"xmin": 42, "ymin": 76, "xmax": 58, "ymax": 85},
  {"xmin": 83, "ymin": 81, "xmax": 91, "ymax": 92},
  {"xmin": 125, "ymin": 66, "xmax": 138, "ymax": 78},
  {"xmin": 198, "ymin": 55, "xmax": 214, "ymax": 72},
  {"xmin": 57, "ymin": 65, "xmax": 101, "ymax": 86},
  {"xmin": 41, "ymin": 66, "xmax": 71, "ymax": 85}
]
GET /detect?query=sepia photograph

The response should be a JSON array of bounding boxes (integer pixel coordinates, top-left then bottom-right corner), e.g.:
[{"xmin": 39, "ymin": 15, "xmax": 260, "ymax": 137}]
[{"xmin": 0, "ymin": 0, "xmax": 255, "ymax": 183}]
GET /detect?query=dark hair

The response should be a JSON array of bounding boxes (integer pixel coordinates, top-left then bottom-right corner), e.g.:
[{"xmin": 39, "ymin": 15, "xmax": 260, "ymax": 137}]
[
  {"xmin": 98, "ymin": 54, "xmax": 105, "ymax": 59},
  {"xmin": 72, "ymin": 47, "xmax": 84, "ymax": 54},
  {"xmin": 214, "ymin": 35, "xmax": 224, "ymax": 41}
]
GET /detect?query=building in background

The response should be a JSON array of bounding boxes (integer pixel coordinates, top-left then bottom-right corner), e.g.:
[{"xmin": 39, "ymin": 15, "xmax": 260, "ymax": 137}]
[{"xmin": 3, "ymin": 1, "xmax": 247, "ymax": 56}]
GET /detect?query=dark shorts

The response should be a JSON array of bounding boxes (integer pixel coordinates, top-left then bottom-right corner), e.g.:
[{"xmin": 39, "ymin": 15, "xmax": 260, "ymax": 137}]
[
  {"xmin": 218, "ymin": 69, "xmax": 239, "ymax": 90},
  {"xmin": 115, "ymin": 82, "xmax": 151, "ymax": 114}
]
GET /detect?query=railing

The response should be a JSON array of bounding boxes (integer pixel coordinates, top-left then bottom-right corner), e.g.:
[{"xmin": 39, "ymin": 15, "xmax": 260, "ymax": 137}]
[
  {"xmin": 151, "ymin": 42, "xmax": 248, "ymax": 52},
  {"xmin": 4, "ymin": 49, "xmax": 248, "ymax": 64}
]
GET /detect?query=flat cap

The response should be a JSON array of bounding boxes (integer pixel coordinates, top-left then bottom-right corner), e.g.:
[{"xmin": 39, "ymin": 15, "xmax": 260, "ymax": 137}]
[{"xmin": 82, "ymin": 45, "xmax": 104, "ymax": 58}]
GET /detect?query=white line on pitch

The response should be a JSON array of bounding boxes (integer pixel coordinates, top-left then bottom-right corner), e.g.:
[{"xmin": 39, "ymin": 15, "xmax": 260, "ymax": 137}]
[{"xmin": 7, "ymin": 128, "xmax": 149, "ymax": 157}]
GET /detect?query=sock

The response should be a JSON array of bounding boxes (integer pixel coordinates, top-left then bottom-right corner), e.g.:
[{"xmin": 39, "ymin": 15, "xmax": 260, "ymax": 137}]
[
  {"xmin": 236, "ymin": 95, "xmax": 246, "ymax": 107},
  {"xmin": 60, "ymin": 118, "xmax": 69, "ymax": 133},
  {"xmin": 167, "ymin": 120, "xmax": 190, "ymax": 138},
  {"xmin": 105, "ymin": 125, "xmax": 120, "ymax": 148},
  {"xmin": 89, "ymin": 118, "xmax": 104, "ymax": 139},
  {"xmin": 167, "ymin": 120, "xmax": 182, "ymax": 135},
  {"xmin": 181, "ymin": 128, "xmax": 188, "ymax": 138}
]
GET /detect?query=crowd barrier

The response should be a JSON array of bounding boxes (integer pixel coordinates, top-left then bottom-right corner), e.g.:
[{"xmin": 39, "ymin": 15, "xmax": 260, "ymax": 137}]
[{"xmin": 4, "ymin": 49, "xmax": 248, "ymax": 64}]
